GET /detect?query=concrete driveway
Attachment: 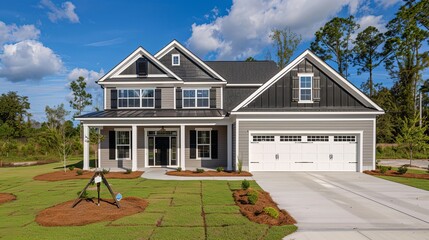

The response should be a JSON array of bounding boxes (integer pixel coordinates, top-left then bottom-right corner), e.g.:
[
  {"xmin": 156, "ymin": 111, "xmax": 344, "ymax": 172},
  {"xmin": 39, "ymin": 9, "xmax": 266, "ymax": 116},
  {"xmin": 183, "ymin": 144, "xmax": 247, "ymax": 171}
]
[{"xmin": 252, "ymin": 172, "xmax": 429, "ymax": 240}]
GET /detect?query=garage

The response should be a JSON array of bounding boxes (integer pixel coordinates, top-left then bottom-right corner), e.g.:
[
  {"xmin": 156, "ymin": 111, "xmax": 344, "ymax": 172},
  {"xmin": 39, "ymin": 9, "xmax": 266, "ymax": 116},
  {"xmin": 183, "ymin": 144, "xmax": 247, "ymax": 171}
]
[{"xmin": 249, "ymin": 134, "xmax": 358, "ymax": 171}]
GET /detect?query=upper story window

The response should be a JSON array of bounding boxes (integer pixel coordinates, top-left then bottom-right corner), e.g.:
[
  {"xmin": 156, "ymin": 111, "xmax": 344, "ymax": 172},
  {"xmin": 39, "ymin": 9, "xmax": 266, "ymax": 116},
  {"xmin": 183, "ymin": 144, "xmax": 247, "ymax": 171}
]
[
  {"xmin": 118, "ymin": 89, "xmax": 154, "ymax": 108},
  {"xmin": 299, "ymin": 74, "xmax": 313, "ymax": 102},
  {"xmin": 172, "ymin": 54, "xmax": 180, "ymax": 66},
  {"xmin": 183, "ymin": 89, "xmax": 209, "ymax": 108}
]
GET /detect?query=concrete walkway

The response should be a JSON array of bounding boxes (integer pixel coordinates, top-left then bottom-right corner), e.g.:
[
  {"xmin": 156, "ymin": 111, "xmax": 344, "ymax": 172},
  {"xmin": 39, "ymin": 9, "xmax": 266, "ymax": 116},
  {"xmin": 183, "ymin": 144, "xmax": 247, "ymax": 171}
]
[
  {"xmin": 379, "ymin": 159, "xmax": 429, "ymax": 168},
  {"xmin": 252, "ymin": 172, "xmax": 429, "ymax": 240},
  {"xmin": 141, "ymin": 167, "xmax": 254, "ymax": 181}
]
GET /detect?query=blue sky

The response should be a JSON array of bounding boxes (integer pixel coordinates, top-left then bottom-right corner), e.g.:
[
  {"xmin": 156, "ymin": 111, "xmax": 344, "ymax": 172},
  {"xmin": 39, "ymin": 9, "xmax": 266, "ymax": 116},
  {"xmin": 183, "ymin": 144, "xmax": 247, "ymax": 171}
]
[{"xmin": 0, "ymin": 0, "xmax": 411, "ymax": 121}]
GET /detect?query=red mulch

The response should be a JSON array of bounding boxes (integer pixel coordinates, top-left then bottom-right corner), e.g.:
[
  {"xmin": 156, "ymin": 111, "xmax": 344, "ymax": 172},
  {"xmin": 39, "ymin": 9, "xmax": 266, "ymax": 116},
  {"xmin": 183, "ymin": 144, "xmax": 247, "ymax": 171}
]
[
  {"xmin": 0, "ymin": 193, "xmax": 16, "ymax": 205},
  {"xmin": 166, "ymin": 170, "xmax": 252, "ymax": 177},
  {"xmin": 364, "ymin": 170, "xmax": 429, "ymax": 180},
  {"xmin": 36, "ymin": 197, "xmax": 148, "ymax": 226},
  {"xmin": 233, "ymin": 189, "xmax": 296, "ymax": 226},
  {"xmin": 33, "ymin": 169, "xmax": 144, "ymax": 181}
]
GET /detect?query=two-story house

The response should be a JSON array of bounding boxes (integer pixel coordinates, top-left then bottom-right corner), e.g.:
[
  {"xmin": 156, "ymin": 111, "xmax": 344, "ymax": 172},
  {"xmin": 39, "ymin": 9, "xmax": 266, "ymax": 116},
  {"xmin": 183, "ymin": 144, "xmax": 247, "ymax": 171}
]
[{"xmin": 76, "ymin": 40, "xmax": 384, "ymax": 172}]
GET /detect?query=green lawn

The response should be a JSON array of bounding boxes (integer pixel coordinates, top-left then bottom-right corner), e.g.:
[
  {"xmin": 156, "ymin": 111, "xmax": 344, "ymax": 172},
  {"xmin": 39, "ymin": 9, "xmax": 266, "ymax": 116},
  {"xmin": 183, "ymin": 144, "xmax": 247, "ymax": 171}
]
[
  {"xmin": 376, "ymin": 176, "xmax": 429, "ymax": 191},
  {"xmin": 0, "ymin": 161, "xmax": 296, "ymax": 240}
]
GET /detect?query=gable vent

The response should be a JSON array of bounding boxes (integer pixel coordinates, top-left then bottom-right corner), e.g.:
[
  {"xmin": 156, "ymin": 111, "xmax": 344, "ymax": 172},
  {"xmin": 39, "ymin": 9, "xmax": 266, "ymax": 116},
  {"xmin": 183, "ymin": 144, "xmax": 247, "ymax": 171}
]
[{"xmin": 136, "ymin": 57, "xmax": 148, "ymax": 76}]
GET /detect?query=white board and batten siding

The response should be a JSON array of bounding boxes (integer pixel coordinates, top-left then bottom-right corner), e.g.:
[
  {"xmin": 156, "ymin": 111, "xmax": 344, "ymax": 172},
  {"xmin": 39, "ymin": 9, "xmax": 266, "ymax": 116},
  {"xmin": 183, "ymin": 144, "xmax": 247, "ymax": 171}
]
[{"xmin": 238, "ymin": 119, "xmax": 375, "ymax": 172}]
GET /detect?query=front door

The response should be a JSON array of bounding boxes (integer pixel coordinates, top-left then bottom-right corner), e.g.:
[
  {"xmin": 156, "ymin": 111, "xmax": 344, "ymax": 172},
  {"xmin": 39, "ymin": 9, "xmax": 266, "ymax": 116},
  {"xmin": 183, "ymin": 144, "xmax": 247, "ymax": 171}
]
[{"xmin": 155, "ymin": 137, "xmax": 169, "ymax": 166}]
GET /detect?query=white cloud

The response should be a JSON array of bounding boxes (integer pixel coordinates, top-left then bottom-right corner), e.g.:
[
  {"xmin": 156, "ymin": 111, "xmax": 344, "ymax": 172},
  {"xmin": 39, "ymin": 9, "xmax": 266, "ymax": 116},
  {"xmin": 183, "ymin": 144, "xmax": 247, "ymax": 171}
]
[
  {"xmin": 0, "ymin": 21, "xmax": 40, "ymax": 45},
  {"xmin": 40, "ymin": 0, "xmax": 79, "ymax": 23},
  {"xmin": 0, "ymin": 40, "xmax": 63, "ymax": 82},
  {"xmin": 187, "ymin": 0, "xmax": 366, "ymax": 60},
  {"xmin": 375, "ymin": 0, "xmax": 401, "ymax": 8},
  {"xmin": 67, "ymin": 68, "xmax": 104, "ymax": 89},
  {"xmin": 357, "ymin": 15, "xmax": 387, "ymax": 33}
]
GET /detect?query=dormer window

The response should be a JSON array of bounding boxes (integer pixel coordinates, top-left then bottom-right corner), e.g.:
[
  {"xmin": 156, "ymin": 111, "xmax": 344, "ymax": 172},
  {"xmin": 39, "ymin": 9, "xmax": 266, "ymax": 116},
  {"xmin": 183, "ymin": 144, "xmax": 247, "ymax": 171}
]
[
  {"xmin": 298, "ymin": 73, "xmax": 313, "ymax": 103},
  {"xmin": 172, "ymin": 54, "xmax": 180, "ymax": 66}
]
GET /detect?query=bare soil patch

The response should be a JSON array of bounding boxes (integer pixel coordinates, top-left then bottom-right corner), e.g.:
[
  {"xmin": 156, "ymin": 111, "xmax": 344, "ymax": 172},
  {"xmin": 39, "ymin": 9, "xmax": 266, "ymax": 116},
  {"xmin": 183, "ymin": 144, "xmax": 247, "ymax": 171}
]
[
  {"xmin": 364, "ymin": 170, "xmax": 429, "ymax": 180},
  {"xmin": 0, "ymin": 193, "xmax": 16, "ymax": 205},
  {"xmin": 36, "ymin": 197, "xmax": 148, "ymax": 226},
  {"xmin": 166, "ymin": 170, "xmax": 252, "ymax": 177},
  {"xmin": 233, "ymin": 189, "xmax": 296, "ymax": 226},
  {"xmin": 33, "ymin": 169, "xmax": 144, "ymax": 181}
]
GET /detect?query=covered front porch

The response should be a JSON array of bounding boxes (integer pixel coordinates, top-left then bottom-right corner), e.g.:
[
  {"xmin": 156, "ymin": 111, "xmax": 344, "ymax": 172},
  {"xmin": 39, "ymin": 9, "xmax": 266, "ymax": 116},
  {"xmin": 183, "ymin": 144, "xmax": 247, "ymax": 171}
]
[{"xmin": 82, "ymin": 123, "xmax": 233, "ymax": 172}]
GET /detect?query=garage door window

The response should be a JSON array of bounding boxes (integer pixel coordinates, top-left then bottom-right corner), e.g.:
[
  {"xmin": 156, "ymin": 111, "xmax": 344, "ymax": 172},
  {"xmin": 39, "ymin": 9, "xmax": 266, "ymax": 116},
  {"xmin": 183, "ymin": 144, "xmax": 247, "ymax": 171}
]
[
  {"xmin": 334, "ymin": 136, "xmax": 356, "ymax": 142},
  {"xmin": 307, "ymin": 136, "xmax": 329, "ymax": 142},
  {"xmin": 280, "ymin": 136, "xmax": 302, "ymax": 142},
  {"xmin": 253, "ymin": 136, "xmax": 274, "ymax": 142}
]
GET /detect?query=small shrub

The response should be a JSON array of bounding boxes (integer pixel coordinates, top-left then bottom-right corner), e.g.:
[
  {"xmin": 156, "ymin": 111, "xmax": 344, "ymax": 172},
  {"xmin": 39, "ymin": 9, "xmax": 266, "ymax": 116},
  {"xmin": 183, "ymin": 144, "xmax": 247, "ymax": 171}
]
[
  {"xmin": 397, "ymin": 166, "xmax": 408, "ymax": 175},
  {"xmin": 427, "ymin": 165, "xmax": 429, "ymax": 173},
  {"xmin": 68, "ymin": 166, "xmax": 75, "ymax": 171},
  {"xmin": 241, "ymin": 179, "xmax": 250, "ymax": 190},
  {"xmin": 379, "ymin": 166, "xmax": 388, "ymax": 174},
  {"xmin": 247, "ymin": 190, "xmax": 259, "ymax": 205},
  {"xmin": 196, "ymin": 168, "xmax": 205, "ymax": 173},
  {"xmin": 263, "ymin": 207, "xmax": 279, "ymax": 219},
  {"xmin": 177, "ymin": 167, "xmax": 182, "ymax": 172},
  {"xmin": 76, "ymin": 169, "xmax": 83, "ymax": 175},
  {"xmin": 216, "ymin": 166, "xmax": 224, "ymax": 172},
  {"xmin": 77, "ymin": 190, "xmax": 89, "ymax": 199},
  {"xmin": 102, "ymin": 168, "xmax": 110, "ymax": 174},
  {"xmin": 387, "ymin": 166, "xmax": 392, "ymax": 171},
  {"xmin": 237, "ymin": 159, "xmax": 243, "ymax": 174},
  {"xmin": 125, "ymin": 169, "xmax": 132, "ymax": 174}
]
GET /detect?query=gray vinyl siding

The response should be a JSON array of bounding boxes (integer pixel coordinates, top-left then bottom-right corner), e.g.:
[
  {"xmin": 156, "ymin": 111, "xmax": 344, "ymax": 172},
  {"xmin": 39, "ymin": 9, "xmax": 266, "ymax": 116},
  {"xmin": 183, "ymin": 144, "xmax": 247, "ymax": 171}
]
[
  {"xmin": 185, "ymin": 126, "xmax": 228, "ymax": 169},
  {"xmin": 237, "ymin": 119, "xmax": 374, "ymax": 171},
  {"xmin": 161, "ymin": 87, "xmax": 174, "ymax": 109},
  {"xmin": 99, "ymin": 126, "xmax": 146, "ymax": 170},
  {"xmin": 216, "ymin": 87, "xmax": 222, "ymax": 109},
  {"xmin": 119, "ymin": 60, "xmax": 165, "ymax": 75},
  {"xmin": 105, "ymin": 88, "xmax": 111, "ymax": 110}
]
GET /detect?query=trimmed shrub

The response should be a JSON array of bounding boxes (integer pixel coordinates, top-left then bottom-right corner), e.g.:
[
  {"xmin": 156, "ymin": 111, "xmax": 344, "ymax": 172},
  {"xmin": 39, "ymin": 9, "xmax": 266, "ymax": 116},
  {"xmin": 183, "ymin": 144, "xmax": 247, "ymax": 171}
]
[
  {"xmin": 125, "ymin": 169, "xmax": 132, "ymax": 174},
  {"xmin": 247, "ymin": 190, "xmax": 258, "ymax": 205},
  {"xmin": 196, "ymin": 168, "xmax": 205, "ymax": 173},
  {"xmin": 76, "ymin": 169, "xmax": 83, "ymax": 175},
  {"xmin": 379, "ymin": 166, "xmax": 388, "ymax": 174},
  {"xmin": 102, "ymin": 168, "xmax": 110, "ymax": 174},
  {"xmin": 263, "ymin": 207, "xmax": 279, "ymax": 219},
  {"xmin": 241, "ymin": 179, "xmax": 250, "ymax": 190},
  {"xmin": 68, "ymin": 166, "xmax": 75, "ymax": 171},
  {"xmin": 216, "ymin": 166, "xmax": 224, "ymax": 172},
  {"xmin": 397, "ymin": 166, "xmax": 408, "ymax": 175},
  {"xmin": 177, "ymin": 167, "xmax": 182, "ymax": 172},
  {"xmin": 387, "ymin": 166, "xmax": 392, "ymax": 170}
]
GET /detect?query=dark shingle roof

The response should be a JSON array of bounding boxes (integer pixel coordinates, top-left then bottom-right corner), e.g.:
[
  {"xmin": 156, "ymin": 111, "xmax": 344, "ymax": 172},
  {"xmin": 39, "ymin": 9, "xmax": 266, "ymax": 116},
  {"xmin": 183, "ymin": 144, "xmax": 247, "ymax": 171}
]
[
  {"xmin": 77, "ymin": 109, "xmax": 228, "ymax": 119},
  {"xmin": 205, "ymin": 61, "xmax": 279, "ymax": 84}
]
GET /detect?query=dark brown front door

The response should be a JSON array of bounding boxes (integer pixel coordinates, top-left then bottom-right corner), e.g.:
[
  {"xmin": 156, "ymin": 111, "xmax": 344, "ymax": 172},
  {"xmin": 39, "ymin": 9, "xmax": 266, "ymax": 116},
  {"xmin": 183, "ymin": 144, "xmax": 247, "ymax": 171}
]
[{"xmin": 155, "ymin": 137, "xmax": 169, "ymax": 166}]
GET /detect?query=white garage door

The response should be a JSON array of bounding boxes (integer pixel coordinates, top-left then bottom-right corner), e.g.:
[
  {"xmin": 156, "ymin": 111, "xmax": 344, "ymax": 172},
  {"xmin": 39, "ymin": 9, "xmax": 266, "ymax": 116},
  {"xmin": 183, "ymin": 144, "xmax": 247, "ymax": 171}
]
[{"xmin": 250, "ymin": 134, "xmax": 358, "ymax": 171}]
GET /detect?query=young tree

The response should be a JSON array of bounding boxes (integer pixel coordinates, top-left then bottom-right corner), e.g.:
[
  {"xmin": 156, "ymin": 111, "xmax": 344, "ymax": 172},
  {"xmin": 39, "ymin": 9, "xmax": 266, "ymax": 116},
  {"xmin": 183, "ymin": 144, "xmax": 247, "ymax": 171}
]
[
  {"xmin": 396, "ymin": 114, "xmax": 429, "ymax": 166},
  {"xmin": 0, "ymin": 123, "xmax": 14, "ymax": 158},
  {"xmin": 270, "ymin": 28, "xmax": 302, "ymax": 68},
  {"xmin": 245, "ymin": 57, "xmax": 256, "ymax": 62},
  {"xmin": 310, "ymin": 16, "xmax": 359, "ymax": 77},
  {"xmin": 384, "ymin": 1, "xmax": 429, "ymax": 119},
  {"xmin": 89, "ymin": 127, "xmax": 104, "ymax": 168},
  {"xmin": 0, "ymin": 91, "xmax": 31, "ymax": 137},
  {"xmin": 352, "ymin": 26, "xmax": 387, "ymax": 97},
  {"xmin": 69, "ymin": 76, "xmax": 92, "ymax": 117}
]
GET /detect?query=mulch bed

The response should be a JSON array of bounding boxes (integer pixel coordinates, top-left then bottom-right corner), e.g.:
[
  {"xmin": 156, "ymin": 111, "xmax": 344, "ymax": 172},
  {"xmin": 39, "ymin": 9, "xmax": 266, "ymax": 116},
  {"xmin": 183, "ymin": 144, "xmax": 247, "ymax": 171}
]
[
  {"xmin": 36, "ymin": 197, "xmax": 148, "ymax": 226},
  {"xmin": 0, "ymin": 193, "xmax": 16, "ymax": 205},
  {"xmin": 233, "ymin": 189, "xmax": 296, "ymax": 226},
  {"xmin": 166, "ymin": 170, "xmax": 252, "ymax": 177},
  {"xmin": 364, "ymin": 170, "xmax": 429, "ymax": 180},
  {"xmin": 33, "ymin": 169, "xmax": 144, "ymax": 181}
]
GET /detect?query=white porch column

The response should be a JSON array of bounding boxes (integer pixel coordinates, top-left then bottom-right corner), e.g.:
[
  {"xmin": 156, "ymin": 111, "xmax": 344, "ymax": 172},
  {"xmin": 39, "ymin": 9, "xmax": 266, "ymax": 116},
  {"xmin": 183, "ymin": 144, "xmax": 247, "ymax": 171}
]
[
  {"xmin": 227, "ymin": 124, "xmax": 232, "ymax": 171},
  {"xmin": 83, "ymin": 124, "xmax": 90, "ymax": 170},
  {"xmin": 132, "ymin": 125, "xmax": 138, "ymax": 171},
  {"xmin": 180, "ymin": 125, "xmax": 186, "ymax": 170}
]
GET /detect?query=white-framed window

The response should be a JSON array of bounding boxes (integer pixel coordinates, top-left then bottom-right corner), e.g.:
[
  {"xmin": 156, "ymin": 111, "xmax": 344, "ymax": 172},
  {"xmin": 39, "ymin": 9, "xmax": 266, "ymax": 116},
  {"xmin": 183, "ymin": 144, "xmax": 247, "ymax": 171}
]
[
  {"xmin": 116, "ymin": 131, "xmax": 131, "ymax": 160},
  {"xmin": 280, "ymin": 136, "xmax": 302, "ymax": 142},
  {"xmin": 307, "ymin": 135, "xmax": 329, "ymax": 142},
  {"xmin": 183, "ymin": 89, "xmax": 209, "ymax": 108},
  {"xmin": 197, "ymin": 130, "xmax": 211, "ymax": 159},
  {"xmin": 334, "ymin": 135, "xmax": 356, "ymax": 142},
  {"xmin": 299, "ymin": 74, "xmax": 313, "ymax": 102},
  {"xmin": 172, "ymin": 54, "xmax": 180, "ymax": 66},
  {"xmin": 118, "ymin": 89, "xmax": 155, "ymax": 108},
  {"xmin": 252, "ymin": 135, "xmax": 275, "ymax": 142}
]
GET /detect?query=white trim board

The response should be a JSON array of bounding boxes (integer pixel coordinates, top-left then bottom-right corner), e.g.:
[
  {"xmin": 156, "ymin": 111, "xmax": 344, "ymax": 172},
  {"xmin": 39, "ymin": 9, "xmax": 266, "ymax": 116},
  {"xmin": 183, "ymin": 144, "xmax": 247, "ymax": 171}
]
[
  {"xmin": 98, "ymin": 46, "xmax": 182, "ymax": 82},
  {"xmin": 231, "ymin": 49, "xmax": 384, "ymax": 112},
  {"xmin": 231, "ymin": 112, "xmax": 382, "ymax": 115},
  {"xmin": 154, "ymin": 40, "xmax": 226, "ymax": 82}
]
